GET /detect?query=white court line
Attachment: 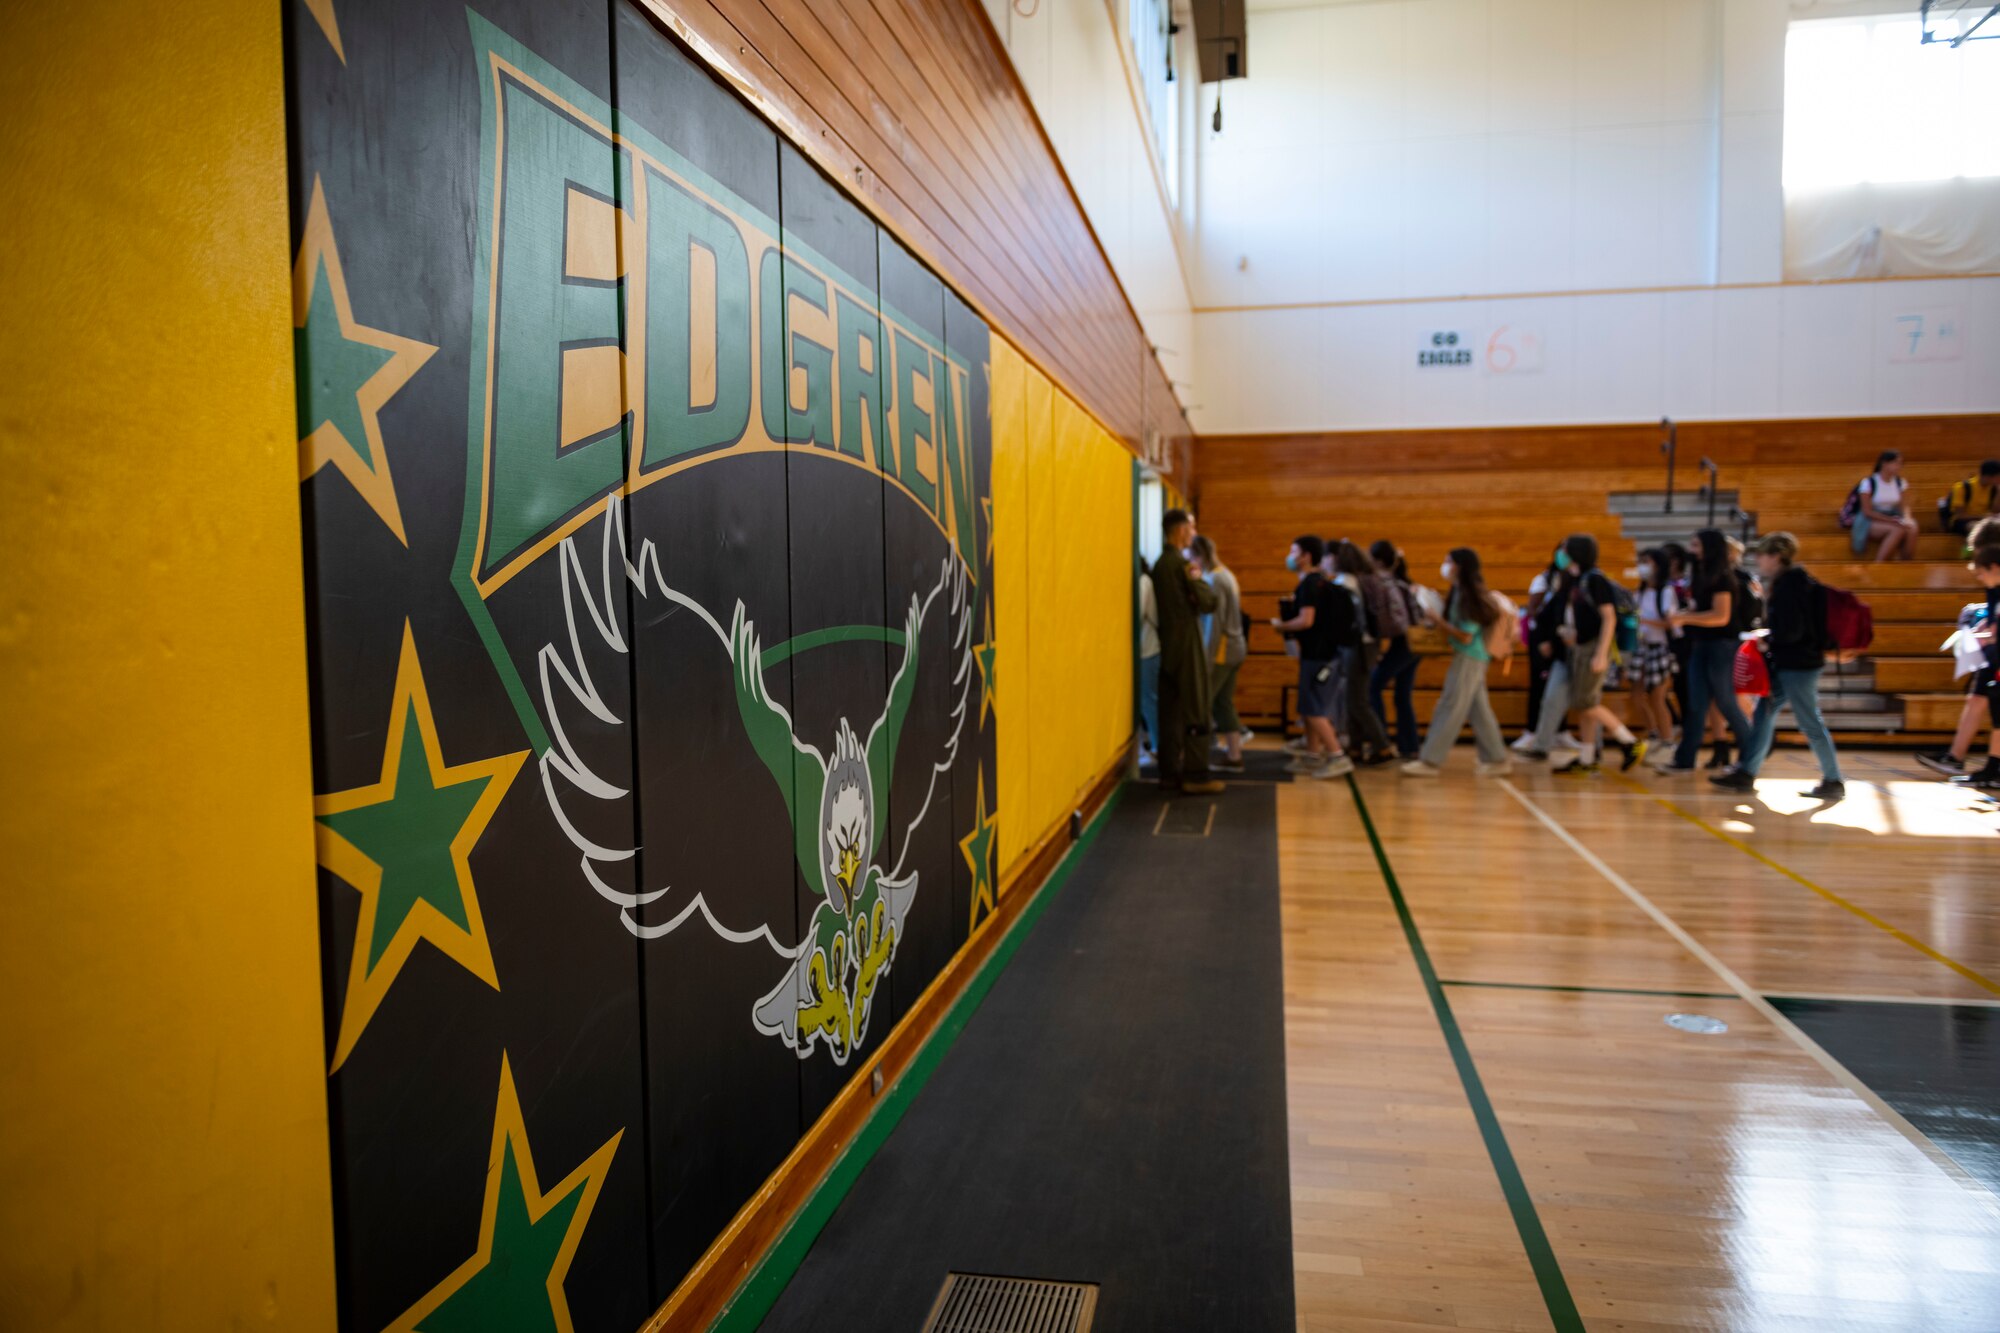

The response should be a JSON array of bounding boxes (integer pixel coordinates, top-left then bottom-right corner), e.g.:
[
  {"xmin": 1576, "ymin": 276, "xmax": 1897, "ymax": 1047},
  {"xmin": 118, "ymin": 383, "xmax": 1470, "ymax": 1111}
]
[{"xmin": 1497, "ymin": 778, "xmax": 2000, "ymax": 1215}]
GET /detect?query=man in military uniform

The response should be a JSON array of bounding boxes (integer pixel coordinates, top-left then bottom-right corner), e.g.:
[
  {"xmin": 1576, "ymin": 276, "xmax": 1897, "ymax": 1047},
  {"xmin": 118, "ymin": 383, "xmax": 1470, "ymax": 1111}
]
[{"xmin": 1152, "ymin": 508, "xmax": 1225, "ymax": 794}]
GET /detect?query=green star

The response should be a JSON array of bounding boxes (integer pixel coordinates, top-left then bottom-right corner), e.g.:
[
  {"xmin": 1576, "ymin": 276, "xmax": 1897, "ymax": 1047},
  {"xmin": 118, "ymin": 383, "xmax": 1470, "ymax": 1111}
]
[
  {"xmin": 418, "ymin": 1136, "xmax": 582, "ymax": 1333},
  {"xmin": 973, "ymin": 597, "xmax": 997, "ymax": 726},
  {"xmin": 959, "ymin": 770, "xmax": 999, "ymax": 932},
  {"xmin": 319, "ymin": 700, "xmax": 490, "ymax": 972},
  {"xmin": 295, "ymin": 260, "xmax": 395, "ymax": 471}
]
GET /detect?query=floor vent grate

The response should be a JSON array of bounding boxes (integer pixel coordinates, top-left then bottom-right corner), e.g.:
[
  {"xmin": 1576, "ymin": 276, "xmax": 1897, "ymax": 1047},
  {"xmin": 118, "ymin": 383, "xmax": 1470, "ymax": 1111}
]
[{"xmin": 918, "ymin": 1272, "xmax": 1098, "ymax": 1333}]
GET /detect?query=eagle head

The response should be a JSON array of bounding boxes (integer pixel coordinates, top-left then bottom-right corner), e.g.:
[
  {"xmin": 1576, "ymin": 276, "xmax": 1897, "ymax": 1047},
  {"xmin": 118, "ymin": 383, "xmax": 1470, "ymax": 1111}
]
[{"xmin": 821, "ymin": 720, "xmax": 872, "ymax": 914}]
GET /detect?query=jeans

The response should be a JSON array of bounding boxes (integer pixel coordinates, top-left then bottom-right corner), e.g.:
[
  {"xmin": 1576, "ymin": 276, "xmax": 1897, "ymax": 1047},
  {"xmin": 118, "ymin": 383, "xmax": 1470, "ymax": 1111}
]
[
  {"xmin": 1673, "ymin": 637, "xmax": 1753, "ymax": 768},
  {"xmin": 1530, "ymin": 659, "xmax": 1572, "ymax": 750},
  {"xmin": 1344, "ymin": 642, "xmax": 1391, "ymax": 755},
  {"xmin": 1370, "ymin": 637, "xmax": 1421, "ymax": 755},
  {"xmin": 1139, "ymin": 654, "xmax": 1160, "ymax": 751},
  {"xmin": 1419, "ymin": 653, "xmax": 1508, "ymax": 767},
  {"xmin": 1741, "ymin": 667, "xmax": 1842, "ymax": 782}
]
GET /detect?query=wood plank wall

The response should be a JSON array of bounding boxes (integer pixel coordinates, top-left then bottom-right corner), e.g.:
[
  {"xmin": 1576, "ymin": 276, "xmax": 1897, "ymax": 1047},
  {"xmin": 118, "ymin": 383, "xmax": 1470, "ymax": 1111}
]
[{"xmin": 632, "ymin": 0, "xmax": 1192, "ymax": 454}]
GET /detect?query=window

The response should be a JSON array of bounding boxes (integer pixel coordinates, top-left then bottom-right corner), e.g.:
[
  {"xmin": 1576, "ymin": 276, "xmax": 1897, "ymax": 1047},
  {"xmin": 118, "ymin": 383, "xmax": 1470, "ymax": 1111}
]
[
  {"xmin": 1783, "ymin": 12, "xmax": 2000, "ymax": 188},
  {"xmin": 1127, "ymin": 0, "xmax": 1181, "ymax": 205}
]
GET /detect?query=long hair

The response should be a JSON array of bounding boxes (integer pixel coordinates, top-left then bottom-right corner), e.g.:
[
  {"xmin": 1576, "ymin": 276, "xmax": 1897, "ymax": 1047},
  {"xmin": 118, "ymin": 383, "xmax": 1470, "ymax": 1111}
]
[
  {"xmin": 1368, "ymin": 539, "xmax": 1408, "ymax": 582},
  {"xmin": 1333, "ymin": 538, "xmax": 1372, "ymax": 577},
  {"xmin": 1637, "ymin": 547, "xmax": 1667, "ymax": 591},
  {"xmin": 1691, "ymin": 528, "xmax": 1734, "ymax": 596},
  {"xmin": 1449, "ymin": 547, "xmax": 1497, "ymax": 627},
  {"xmin": 1874, "ymin": 449, "xmax": 1901, "ymax": 474},
  {"xmin": 1659, "ymin": 541, "xmax": 1689, "ymax": 580}
]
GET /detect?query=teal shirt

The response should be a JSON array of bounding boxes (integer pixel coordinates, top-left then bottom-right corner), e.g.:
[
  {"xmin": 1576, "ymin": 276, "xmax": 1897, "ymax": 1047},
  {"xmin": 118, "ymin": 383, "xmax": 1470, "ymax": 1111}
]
[{"xmin": 1448, "ymin": 592, "xmax": 1489, "ymax": 661}]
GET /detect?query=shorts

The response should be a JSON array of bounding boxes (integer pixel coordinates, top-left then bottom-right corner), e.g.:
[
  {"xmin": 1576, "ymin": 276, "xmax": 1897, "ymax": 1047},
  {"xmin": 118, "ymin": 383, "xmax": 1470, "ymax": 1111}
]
[
  {"xmin": 1298, "ymin": 658, "xmax": 1339, "ymax": 720},
  {"xmin": 1633, "ymin": 640, "xmax": 1674, "ymax": 689},
  {"xmin": 1566, "ymin": 642, "xmax": 1608, "ymax": 709}
]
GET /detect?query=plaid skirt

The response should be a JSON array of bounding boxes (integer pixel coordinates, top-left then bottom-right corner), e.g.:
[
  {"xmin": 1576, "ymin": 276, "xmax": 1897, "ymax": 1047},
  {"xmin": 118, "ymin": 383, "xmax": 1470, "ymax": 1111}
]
[{"xmin": 1631, "ymin": 640, "xmax": 1675, "ymax": 689}]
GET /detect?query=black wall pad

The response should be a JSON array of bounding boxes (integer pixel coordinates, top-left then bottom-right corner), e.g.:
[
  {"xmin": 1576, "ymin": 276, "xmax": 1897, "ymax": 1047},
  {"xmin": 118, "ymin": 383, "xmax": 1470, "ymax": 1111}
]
[{"xmin": 760, "ymin": 784, "xmax": 1296, "ymax": 1332}]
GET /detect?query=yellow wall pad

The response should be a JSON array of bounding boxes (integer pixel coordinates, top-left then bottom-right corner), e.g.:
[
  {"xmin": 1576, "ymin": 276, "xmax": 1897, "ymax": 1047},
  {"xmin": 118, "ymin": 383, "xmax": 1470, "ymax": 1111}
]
[
  {"xmin": 0, "ymin": 0, "xmax": 338, "ymax": 1325},
  {"xmin": 1612, "ymin": 775, "xmax": 2000, "ymax": 997},
  {"xmin": 1499, "ymin": 781, "xmax": 2000, "ymax": 1212}
]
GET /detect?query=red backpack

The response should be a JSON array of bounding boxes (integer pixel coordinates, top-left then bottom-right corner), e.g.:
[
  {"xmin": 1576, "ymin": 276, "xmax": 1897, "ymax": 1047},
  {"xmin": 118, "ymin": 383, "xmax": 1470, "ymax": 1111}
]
[{"xmin": 1821, "ymin": 585, "xmax": 1873, "ymax": 663}]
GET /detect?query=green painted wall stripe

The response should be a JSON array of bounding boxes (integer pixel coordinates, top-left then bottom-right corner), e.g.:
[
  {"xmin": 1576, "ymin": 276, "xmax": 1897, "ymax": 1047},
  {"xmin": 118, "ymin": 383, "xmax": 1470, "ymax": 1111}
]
[
  {"xmin": 707, "ymin": 784, "xmax": 1126, "ymax": 1332},
  {"xmin": 758, "ymin": 624, "xmax": 906, "ymax": 670},
  {"xmin": 1441, "ymin": 979, "xmax": 1740, "ymax": 1001},
  {"xmin": 1343, "ymin": 776, "xmax": 1584, "ymax": 1333}
]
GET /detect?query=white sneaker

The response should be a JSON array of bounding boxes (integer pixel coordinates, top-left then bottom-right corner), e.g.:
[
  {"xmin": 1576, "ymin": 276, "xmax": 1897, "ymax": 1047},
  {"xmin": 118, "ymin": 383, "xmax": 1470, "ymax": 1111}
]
[
  {"xmin": 1554, "ymin": 731, "xmax": 1581, "ymax": 751},
  {"xmin": 1476, "ymin": 760, "xmax": 1513, "ymax": 777},
  {"xmin": 1284, "ymin": 755, "xmax": 1326, "ymax": 774},
  {"xmin": 1510, "ymin": 732, "xmax": 1538, "ymax": 752},
  {"xmin": 1310, "ymin": 754, "xmax": 1355, "ymax": 778},
  {"xmin": 1239, "ymin": 728, "xmax": 1256, "ymax": 746},
  {"xmin": 1284, "ymin": 736, "xmax": 1309, "ymax": 753},
  {"xmin": 1401, "ymin": 760, "xmax": 1441, "ymax": 777}
]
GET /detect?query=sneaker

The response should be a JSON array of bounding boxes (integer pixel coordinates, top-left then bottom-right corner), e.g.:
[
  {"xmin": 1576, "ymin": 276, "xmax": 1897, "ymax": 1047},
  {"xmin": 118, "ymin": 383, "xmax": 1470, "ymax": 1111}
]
[
  {"xmin": 1518, "ymin": 748, "xmax": 1550, "ymax": 762},
  {"xmin": 1806, "ymin": 780, "xmax": 1846, "ymax": 800},
  {"xmin": 1311, "ymin": 754, "xmax": 1355, "ymax": 778},
  {"xmin": 1284, "ymin": 736, "xmax": 1310, "ymax": 753},
  {"xmin": 1553, "ymin": 760, "xmax": 1601, "ymax": 777},
  {"xmin": 1648, "ymin": 745, "xmax": 1677, "ymax": 769},
  {"xmin": 1239, "ymin": 728, "xmax": 1256, "ymax": 746},
  {"xmin": 1615, "ymin": 737, "xmax": 1647, "ymax": 772},
  {"xmin": 1964, "ymin": 762, "xmax": 2000, "ymax": 791},
  {"xmin": 1213, "ymin": 758, "xmax": 1246, "ymax": 774},
  {"xmin": 1358, "ymin": 749, "xmax": 1397, "ymax": 767},
  {"xmin": 1476, "ymin": 759, "xmax": 1513, "ymax": 777},
  {"xmin": 1554, "ymin": 731, "xmax": 1582, "ymax": 751},
  {"xmin": 1915, "ymin": 750, "xmax": 1965, "ymax": 777},
  {"xmin": 1180, "ymin": 779, "xmax": 1227, "ymax": 795},
  {"xmin": 1284, "ymin": 755, "xmax": 1326, "ymax": 774},
  {"xmin": 1709, "ymin": 769, "xmax": 1756, "ymax": 791},
  {"xmin": 1400, "ymin": 759, "xmax": 1441, "ymax": 777},
  {"xmin": 1705, "ymin": 745, "xmax": 1733, "ymax": 771},
  {"xmin": 1511, "ymin": 732, "xmax": 1540, "ymax": 752}
]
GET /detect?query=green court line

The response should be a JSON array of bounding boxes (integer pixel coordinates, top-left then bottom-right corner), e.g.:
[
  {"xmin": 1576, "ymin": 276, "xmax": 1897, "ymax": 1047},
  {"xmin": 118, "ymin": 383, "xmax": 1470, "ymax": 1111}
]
[
  {"xmin": 1440, "ymin": 979, "xmax": 1740, "ymax": 1001},
  {"xmin": 709, "ymin": 785, "xmax": 1125, "ymax": 1332},
  {"xmin": 1343, "ymin": 776, "xmax": 1584, "ymax": 1333}
]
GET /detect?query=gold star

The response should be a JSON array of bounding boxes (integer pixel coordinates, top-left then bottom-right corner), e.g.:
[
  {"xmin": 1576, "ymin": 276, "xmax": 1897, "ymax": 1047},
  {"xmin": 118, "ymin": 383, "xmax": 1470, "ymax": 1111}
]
[
  {"xmin": 302, "ymin": 0, "xmax": 345, "ymax": 62},
  {"xmin": 959, "ymin": 770, "xmax": 999, "ymax": 933},
  {"xmin": 980, "ymin": 495, "xmax": 995, "ymax": 567},
  {"xmin": 387, "ymin": 1054, "xmax": 622, "ymax": 1333},
  {"xmin": 973, "ymin": 598, "xmax": 996, "ymax": 727},
  {"xmin": 294, "ymin": 176, "xmax": 435, "ymax": 545},
  {"xmin": 315, "ymin": 623, "xmax": 526, "ymax": 1071}
]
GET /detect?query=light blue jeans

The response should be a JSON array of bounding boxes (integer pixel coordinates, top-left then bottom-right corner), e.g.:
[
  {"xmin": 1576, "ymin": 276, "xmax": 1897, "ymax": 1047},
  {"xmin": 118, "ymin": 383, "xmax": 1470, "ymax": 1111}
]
[{"xmin": 1741, "ymin": 667, "xmax": 1842, "ymax": 783}]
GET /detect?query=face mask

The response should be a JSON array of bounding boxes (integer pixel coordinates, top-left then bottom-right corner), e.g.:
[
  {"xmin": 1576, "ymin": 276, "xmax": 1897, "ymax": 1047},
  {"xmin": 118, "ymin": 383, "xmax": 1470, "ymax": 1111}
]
[
  {"xmin": 1554, "ymin": 550, "xmax": 1572, "ymax": 571},
  {"xmin": 1285, "ymin": 553, "xmax": 1299, "ymax": 571},
  {"xmin": 1440, "ymin": 561, "xmax": 1455, "ymax": 582}
]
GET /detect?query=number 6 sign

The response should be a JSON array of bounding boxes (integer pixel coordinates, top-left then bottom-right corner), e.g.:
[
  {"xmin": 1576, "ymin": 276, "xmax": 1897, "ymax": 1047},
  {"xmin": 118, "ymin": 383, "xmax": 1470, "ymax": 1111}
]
[{"xmin": 1485, "ymin": 325, "xmax": 1544, "ymax": 374}]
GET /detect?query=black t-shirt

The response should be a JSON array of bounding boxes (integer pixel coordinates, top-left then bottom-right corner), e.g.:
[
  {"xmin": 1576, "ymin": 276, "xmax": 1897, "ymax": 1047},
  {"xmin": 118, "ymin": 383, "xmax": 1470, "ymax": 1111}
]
[
  {"xmin": 1686, "ymin": 573, "xmax": 1741, "ymax": 642},
  {"xmin": 1566, "ymin": 569, "xmax": 1618, "ymax": 645},
  {"xmin": 1294, "ymin": 572, "xmax": 1355, "ymax": 660}
]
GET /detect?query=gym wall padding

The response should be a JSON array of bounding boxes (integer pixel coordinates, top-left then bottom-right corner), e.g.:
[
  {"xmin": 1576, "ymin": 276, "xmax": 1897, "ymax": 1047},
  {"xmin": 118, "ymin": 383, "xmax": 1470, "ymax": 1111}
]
[
  {"xmin": 283, "ymin": 1, "xmax": 1101, "ymax": 1326},
  {"xmin": 0, "ymin": 0, "xmax": 341, "ymax": 1328}
]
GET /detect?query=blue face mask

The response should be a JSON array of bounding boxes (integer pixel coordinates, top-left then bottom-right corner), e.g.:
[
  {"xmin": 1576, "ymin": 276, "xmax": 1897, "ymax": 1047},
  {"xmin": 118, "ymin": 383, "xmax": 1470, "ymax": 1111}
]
[
  {"xmin": 1554, "ymin": 550, "xmax": 1572, "ymax": 571},
  {"xmin": 1285, "ymin": 552, "xmax": 1299, "ymax": 571}
]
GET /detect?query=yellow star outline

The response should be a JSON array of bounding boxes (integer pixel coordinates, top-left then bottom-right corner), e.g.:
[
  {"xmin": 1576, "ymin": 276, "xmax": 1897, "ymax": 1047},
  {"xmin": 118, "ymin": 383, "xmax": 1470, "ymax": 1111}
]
[
  {"xmin": 301, "ymin": 0, "xmax": 345, "ymax": 62},
  {"xmin": 980, "ymin": 495, "xmax": 995, "ymax": 566},
  {"xmin": 973, "ymin": 597, "xmax": 997, "ymax": 727},
  {"xmin": 387, "ymin": 1054, "xmax": 622, "ymax": 1333},
  {"xmin": 959, "ymin": 770, "xmax": 999, "ymax": 934},
  {"xmin": 314, "ymin": 624, "xmax": 527, "ymax": 1072},
  {"xmin": 293, "ymin": 176, "xmax": 435, "ymax": 545}
]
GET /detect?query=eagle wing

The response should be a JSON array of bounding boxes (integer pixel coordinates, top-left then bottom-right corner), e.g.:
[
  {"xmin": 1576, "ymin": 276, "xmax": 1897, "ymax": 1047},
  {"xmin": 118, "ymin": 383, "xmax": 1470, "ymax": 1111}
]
[
  {"xmin": 730, "ymin": 599, "xmax": 830, "ymax": 901},
  {"xmin": 868, "ymin": 555, "xmax": 975, "ymax": 873}
]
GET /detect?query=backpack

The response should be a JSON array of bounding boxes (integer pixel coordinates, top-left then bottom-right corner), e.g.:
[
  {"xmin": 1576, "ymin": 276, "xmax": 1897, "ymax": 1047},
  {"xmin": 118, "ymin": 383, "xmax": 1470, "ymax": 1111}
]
[
  {"xmin": 1605, "ymin": 579, "xmax": 1641, "ymax": 657},
  {"xmin": 1378, "ymin": 576, "xmax": 1413, "ymax": 639},
  {"xmin": 1822, "ymin": 584, "xmax": 1873, "ymax": 662},
  {"xmin": 1485, "ymin": 591, "xmax": 1520, "ymax": 663},
  {"xmin": 1839, "ymin": 476, "xmax": 1870, "ymax": 529}
]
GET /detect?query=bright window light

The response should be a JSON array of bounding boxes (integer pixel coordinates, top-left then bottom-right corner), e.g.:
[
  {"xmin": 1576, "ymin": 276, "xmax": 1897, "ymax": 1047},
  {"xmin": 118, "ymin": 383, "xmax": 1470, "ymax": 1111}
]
[
  {"xmin": 1126, "ymin": 0, "xmax": 1181, "ymax": 205},
  {"xmin": 1783, "ymin": 13, "xmax": 2000, "ymax": 189}
]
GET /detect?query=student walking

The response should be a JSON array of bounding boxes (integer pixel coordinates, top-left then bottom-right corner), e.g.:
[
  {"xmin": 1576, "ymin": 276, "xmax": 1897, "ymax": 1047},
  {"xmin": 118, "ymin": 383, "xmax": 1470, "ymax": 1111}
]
[
  {"xmin": 1917, "ymin": 517, "xmax": 2000, "ymax": 776},
  {"xmin": 1368, "ymin": 540, "xmax": 1422, "ymax": 758},
  {"xmin": 1191, "ymin": 535, "xmax": 1248, "ymax": 773},
  {"xmin": 1152, "ymin": 509, "xmax": 1225, "ymax": 794},
  {"xmin": 1137, "ymin": 557, "xmax": 1160, "ymax": 765},
  {"xmin": 1953, "ymin": 544, "xmax": 2000, "ymax": 791},
  {"xmin": 1272, "ymin": 535, "xmax": 1355, "ymax": 778},
  {"xmin": 1630, "ymin": 548, "xmax": 1680, "ymax": 752},
  {"xmin": 1335, "ymin": 540, "xmax": 1396, "ymax": 763},
  {"xmin": 1544, "ymin": 534, "xmax": 1644, "ymax": 775},
  {"xmin": 1712, "ymin": 533, "xmax": 1844, "ymax": 799},
  {"xmin": 1665, "ymin": 529, "xmax": 1755, "ymax": 773},
  {"xmin": 1403, "ymin": 548, "xmax": 1512, "ymax": 777}
]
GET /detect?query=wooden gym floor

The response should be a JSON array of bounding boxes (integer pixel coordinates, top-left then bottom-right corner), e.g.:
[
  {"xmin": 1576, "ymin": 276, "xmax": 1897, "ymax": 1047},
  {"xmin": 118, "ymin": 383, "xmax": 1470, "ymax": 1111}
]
[{"xmin": 1279, "ymin": 745, "xmax": 2000, "ymax": 1331}]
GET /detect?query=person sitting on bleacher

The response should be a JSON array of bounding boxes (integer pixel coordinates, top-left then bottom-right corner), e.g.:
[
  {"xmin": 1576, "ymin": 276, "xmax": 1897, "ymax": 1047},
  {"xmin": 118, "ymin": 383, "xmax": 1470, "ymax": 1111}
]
[
  {"xmin": 1845, "ymin": 449, "xmax": 1920, "ymax": 561},
  {"xmin": 1938, "ymin": 459, "xmax": 2000, "ymax": 542}
]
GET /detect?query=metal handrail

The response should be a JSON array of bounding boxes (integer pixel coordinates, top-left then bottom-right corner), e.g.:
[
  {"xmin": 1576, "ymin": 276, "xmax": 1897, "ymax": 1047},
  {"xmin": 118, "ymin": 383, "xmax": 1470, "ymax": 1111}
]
[{"xmin": 1660, "ymin": 417, "xmax": 1677, "ymax": 514}]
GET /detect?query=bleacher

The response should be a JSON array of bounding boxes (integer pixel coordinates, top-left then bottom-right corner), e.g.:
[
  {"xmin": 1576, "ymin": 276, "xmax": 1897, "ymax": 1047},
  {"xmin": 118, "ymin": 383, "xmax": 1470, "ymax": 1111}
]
[{"xmin": 1195, "ymin": 419, "xmax": 1998, "ymax": 748}]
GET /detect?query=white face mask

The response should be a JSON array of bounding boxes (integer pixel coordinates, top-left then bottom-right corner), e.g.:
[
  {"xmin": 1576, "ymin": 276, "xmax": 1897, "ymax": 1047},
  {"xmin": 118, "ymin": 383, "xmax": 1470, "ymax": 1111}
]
[{"xmin": 1440, "ymin": 561, "xmax": 1455, "ymax": 582}]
